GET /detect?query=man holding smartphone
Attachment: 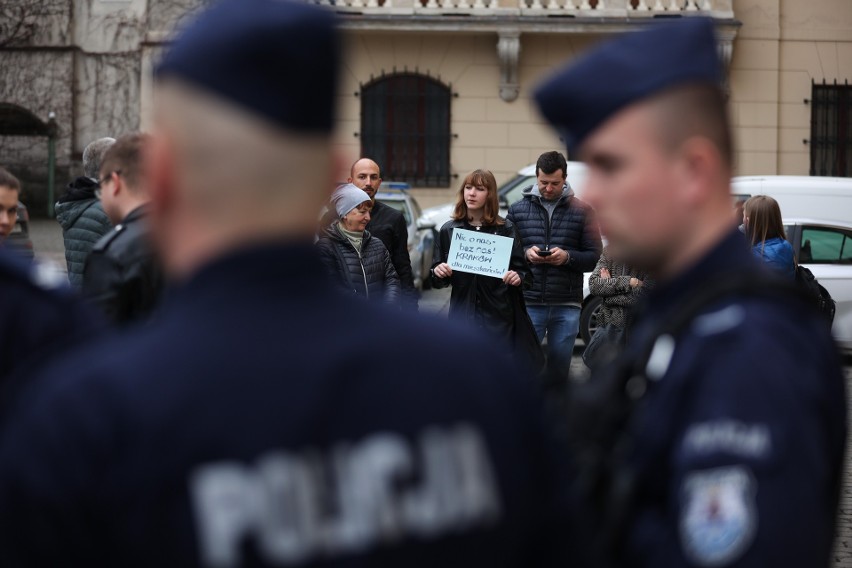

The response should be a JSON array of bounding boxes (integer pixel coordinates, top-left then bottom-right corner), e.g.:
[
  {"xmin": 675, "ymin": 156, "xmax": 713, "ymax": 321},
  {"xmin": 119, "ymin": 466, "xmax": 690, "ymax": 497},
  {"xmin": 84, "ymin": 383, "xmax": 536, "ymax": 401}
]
[{"xmin": 507, "ymin": 150, "xmax": 602, "ymax": 380}]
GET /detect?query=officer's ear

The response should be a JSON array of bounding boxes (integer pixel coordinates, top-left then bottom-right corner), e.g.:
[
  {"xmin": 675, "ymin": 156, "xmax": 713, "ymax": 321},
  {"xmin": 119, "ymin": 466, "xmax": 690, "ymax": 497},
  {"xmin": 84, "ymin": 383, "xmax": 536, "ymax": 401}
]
[
  {"xmin": 675, "ymin": 136, "xmax": 724, "ymax": 208},
  {"xmin": 145, "ymin": 130, "xmax": 176, "ymax": 216}
]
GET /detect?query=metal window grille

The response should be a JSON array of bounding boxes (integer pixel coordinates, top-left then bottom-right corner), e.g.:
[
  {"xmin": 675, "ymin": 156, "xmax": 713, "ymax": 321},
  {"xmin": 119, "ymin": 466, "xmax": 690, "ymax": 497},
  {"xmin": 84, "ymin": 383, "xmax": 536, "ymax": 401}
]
[
  {"xmin": 810, "ymin": 80, "xmax": 852, "ymax": 177},
  {"xmin": 361, "ymin": 73, "xmax": 451, "ymax": 187}
]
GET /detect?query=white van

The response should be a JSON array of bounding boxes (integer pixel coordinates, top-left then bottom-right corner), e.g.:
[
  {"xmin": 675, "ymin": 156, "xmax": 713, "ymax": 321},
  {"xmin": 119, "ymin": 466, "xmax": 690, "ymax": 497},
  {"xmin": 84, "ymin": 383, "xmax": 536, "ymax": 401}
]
[
  {"xmin": 732, "ymin": 175, "xmax": 852, "ymax": 224},
  {"xmin": 733, "ymin": 176, "xmax": 852, "ymax": 350}
]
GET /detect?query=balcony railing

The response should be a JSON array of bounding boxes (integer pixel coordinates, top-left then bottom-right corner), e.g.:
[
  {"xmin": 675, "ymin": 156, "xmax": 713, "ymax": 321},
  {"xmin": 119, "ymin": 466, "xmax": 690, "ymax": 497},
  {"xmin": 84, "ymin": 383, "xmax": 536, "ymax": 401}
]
[{"xmin": 311, "ymin": 0, "xmax": 733, "ymax": 18}]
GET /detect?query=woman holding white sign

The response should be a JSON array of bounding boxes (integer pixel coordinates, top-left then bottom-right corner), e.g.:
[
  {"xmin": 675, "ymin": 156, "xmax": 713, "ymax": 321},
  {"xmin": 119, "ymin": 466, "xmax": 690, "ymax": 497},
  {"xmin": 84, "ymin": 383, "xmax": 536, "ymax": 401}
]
[{"xmin": 431, "ymin": 170, "xmax": 543, "ymax": 372}]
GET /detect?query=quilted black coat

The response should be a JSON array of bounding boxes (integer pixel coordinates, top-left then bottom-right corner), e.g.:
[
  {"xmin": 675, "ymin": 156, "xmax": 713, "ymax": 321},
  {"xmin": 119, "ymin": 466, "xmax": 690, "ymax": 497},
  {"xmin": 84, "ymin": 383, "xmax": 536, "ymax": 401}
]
[
  {"xmin": 316, "ymin": 223, "xmax": 400, "ymax": 304},
  {"xmin": 506, "ymin": 185, "xmax": 602, "ymax": 304}
]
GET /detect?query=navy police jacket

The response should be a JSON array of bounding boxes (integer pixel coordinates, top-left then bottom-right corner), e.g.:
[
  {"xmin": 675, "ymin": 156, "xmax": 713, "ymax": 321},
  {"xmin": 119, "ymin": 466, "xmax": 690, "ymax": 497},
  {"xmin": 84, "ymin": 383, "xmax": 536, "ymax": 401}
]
[
  {"xmin": 0, "ymin": 243, "xmax": 572, "ymax": 567},
  {"xmin": 601, "ymin": 230, "xmax": 846, "ymax": 567},
  {"xmin": 0, "ymin": 249, "xmax": 102, "ymax": 393}
]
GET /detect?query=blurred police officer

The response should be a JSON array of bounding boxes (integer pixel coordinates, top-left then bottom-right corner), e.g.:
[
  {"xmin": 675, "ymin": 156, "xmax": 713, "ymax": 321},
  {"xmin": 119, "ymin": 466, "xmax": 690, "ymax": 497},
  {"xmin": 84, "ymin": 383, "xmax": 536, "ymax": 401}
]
[
  {"xmin": 0, "ymin": 0, "xmax": 572, "ymax": 566},
  {"xmin": 534, "ymin": 18, "xmax": 846, "ymax": 568},
  {"xmin": 0, "ymin": 169, "xmax": 102, "ymax": 396},
  {"xmin": 83, "ymin": 132, "xmax": 163, "ymax": 325}
]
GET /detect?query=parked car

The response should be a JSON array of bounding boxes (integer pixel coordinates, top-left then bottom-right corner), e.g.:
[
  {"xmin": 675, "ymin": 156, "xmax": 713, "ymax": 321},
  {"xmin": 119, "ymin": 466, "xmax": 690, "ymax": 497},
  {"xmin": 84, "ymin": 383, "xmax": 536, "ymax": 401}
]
[
  {"xmin": 375, "ymin": 184, "xmax": 436, "ymax": 291},
  {"xmin": 783, "ymin": 218, "xmax": 852, "ymax": 350},
  {"xmin": 6, "ymin": 201, "xmax": 34, "ymax": 258}
]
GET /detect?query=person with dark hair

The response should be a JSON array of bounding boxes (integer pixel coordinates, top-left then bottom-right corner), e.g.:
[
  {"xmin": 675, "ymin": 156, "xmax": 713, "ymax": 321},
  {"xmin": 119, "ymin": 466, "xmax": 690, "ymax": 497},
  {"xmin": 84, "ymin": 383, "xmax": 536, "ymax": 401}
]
[
  {"xmin": 431, "ymin": 170, "xmax": 539, "ymax": 367},
  {"xmin": 0, "ymin": 1, "xmax": 574, "ymax": 565},
  {"xmin": 347, "ymin": 158, "xmax": 418, "ymax": 310},
  {"xmin": 506, "ymin": 150, "xmax": 602, "ymax": 379},
  {"xmin": 743, "ymin": 195, "xmax": 794, "ymax": 279},
  {"xmin": 0, "ymin": 167, "xmax": 20, "ymax": 244},
  {"xmin": 82, "ymin": 132, "xmax": 163, "ymax": 324},
  {"xmin": 535, "ymin": 17, "xmax": 845, "ymax": 567},
  {"xmin": 317, "ymin": 183, "xmax": 400, "ymax": 303},
  {"xmin": 55, "ymin": 137, "xmax": 115, "ymax": 288}
]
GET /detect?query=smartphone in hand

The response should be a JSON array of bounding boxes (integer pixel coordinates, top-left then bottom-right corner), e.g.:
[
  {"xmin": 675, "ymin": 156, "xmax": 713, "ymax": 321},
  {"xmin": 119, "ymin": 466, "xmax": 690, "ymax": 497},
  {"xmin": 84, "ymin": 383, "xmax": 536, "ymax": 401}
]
[{"xmin": 537, "ymin": 249, "xmax": 552, "ymax": 257}]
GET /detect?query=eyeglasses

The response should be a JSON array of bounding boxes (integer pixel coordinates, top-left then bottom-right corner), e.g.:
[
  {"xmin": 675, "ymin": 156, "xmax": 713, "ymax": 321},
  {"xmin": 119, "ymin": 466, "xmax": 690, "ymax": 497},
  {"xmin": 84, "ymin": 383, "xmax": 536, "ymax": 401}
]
[{"xmin": 95, "ymin": 170, "xmax": 121, "ymax": 199}]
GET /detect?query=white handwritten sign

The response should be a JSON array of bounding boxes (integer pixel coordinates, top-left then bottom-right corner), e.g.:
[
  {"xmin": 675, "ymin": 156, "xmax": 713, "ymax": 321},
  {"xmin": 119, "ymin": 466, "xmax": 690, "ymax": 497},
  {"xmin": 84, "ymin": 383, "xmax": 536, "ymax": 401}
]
[{"xmin": 447, "ymin": 228, "xmax": 514, "ymax": 278}]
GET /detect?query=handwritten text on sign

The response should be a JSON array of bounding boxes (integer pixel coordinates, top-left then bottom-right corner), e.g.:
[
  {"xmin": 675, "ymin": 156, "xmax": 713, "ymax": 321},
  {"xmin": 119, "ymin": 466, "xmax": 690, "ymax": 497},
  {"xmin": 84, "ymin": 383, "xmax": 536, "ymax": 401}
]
[{"xmin": 447, "ymin": 228, "xmax": 513, "ymax": 278}]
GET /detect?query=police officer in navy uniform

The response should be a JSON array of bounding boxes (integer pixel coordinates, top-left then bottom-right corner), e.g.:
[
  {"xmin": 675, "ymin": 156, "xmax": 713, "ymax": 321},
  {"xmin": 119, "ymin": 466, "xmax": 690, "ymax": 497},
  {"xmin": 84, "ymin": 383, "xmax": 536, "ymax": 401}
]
[
  {"xmin": 0, "ymin": 1, "xmax": 572, "ymax": 566},
  {"xmin": 0, "ymin": 250, "xmax": 102, "ymax": 395},
  {"xmin": 0, "ymin": 169, "xmax": 102, "ymax": 395},
  {"xmin": 533, "ymin": 18, "xmax": 846, "ymax": 567}
]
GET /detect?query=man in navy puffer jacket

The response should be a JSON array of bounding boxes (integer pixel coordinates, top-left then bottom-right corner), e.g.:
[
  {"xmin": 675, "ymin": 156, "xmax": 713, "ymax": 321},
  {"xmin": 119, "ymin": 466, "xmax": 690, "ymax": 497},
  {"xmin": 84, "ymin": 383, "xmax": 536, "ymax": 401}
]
[{"xmin": 507, "ymin": 151, "xmax": 601, "ymax": 379}]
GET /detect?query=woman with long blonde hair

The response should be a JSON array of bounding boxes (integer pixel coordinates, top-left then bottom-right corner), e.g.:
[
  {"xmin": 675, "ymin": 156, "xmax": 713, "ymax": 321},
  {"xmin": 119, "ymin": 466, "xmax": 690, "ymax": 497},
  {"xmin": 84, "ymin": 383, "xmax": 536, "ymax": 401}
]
[{"xmin": 743, "ymin": 195, "xmax": 795, "ymax": 279}]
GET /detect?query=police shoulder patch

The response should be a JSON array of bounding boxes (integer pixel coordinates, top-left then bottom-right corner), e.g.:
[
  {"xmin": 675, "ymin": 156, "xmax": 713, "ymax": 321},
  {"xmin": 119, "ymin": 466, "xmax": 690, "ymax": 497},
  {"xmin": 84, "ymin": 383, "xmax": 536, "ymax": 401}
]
[{"xmin": 680, "ymin": 466, "xmax": 757, "ymax": 567}]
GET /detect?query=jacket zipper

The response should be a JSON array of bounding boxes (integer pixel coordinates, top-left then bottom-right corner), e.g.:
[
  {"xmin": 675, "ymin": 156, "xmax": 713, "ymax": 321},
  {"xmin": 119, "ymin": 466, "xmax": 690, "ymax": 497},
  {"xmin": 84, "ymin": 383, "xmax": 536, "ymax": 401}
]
[
  {"xmin": 537, "ymin": 196, "xmax": 551, "ymax": 304},
  {"xmin": 357, "ymin": 248, "xmax": 369, "ymax": 300},
  {"xmin": 338, "ymin": 225, "xmax": 370, "ymax": 299}
]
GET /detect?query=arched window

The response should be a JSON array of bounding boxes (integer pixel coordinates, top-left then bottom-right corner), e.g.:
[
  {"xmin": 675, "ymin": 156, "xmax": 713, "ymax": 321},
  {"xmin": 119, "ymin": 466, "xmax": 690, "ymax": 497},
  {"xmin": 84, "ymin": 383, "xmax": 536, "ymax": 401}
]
[
  {"xmin": 0, "ymin": 103, "xmax": 51, "ymax": 137},
  {"xmin": 361, "ymin": 73, "xmax": 451, "ymax": 187}
]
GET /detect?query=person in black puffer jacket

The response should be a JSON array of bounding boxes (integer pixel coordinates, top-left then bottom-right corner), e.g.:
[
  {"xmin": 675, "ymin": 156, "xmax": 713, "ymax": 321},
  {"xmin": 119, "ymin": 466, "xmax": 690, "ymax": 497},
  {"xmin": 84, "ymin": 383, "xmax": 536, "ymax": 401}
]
[
  {"xmin": 55, "ymin": 137, "xmax": 115, "ymax": 288},
  {"xmin": 507, "ymin": 151, "xmax": 602, "ymax": 378},
  {"xmin": 317, "ymin": 184, "xmax": 400, "ymax": 304},
  {"xmin": 431, "ymin": 169, "xmax": 543, "ymax": 373}
]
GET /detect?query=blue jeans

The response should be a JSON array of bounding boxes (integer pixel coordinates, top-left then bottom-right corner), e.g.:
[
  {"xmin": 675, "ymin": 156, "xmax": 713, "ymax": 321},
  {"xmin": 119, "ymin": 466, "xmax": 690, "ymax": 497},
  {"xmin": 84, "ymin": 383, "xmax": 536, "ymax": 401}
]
[{"xmin": 526, "ymin": 305, "xmax": 581, "ymax": 374}]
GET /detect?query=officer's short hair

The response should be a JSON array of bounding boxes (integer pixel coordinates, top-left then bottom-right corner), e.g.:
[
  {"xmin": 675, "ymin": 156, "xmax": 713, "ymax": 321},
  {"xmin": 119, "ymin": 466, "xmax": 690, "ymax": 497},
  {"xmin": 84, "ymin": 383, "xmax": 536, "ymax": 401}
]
[
  {"xmin": 100, "ymin": 133, "xmax": 149, "ymax": 194},
  {"xmin": 536, "ymin": 151, "xmax": 568, "ymax": 179},
  {"xmin": 650, "ymin": 84, "xmax": 733, "ymax": 171},
  {"xmin": 83, "ymin": 138, "xmax": 116, "ymax": 179},
  {"xmin": 0, "ymin": 167, "xmax": 20, "ymax": 193}
]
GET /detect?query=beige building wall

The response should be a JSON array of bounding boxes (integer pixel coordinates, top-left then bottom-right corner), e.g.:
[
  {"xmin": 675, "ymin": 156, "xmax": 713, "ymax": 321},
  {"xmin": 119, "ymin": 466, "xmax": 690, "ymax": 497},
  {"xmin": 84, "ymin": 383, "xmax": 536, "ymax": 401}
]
[
  {"xmin": 336, "ymin": 0, "xmax": 851, "ymax": 205},
  {"xmin": 335, "ymin": 32, "xmax": 600, "ymax": 200},
  {"xmin": 729, "ymin": 0, "xmax": 852, "ymax": 176}
]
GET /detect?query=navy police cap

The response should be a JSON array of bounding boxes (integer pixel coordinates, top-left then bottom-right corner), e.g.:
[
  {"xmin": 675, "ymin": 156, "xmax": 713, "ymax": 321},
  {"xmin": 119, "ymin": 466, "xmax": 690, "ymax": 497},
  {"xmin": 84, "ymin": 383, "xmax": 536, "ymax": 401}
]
[
  {"xmin": 155, "ymin": 0, "xmax": 340, "ymax": 134},
  {"xmin": 534, "ymin": 17, "xmax": 723, "ymax": 154}
]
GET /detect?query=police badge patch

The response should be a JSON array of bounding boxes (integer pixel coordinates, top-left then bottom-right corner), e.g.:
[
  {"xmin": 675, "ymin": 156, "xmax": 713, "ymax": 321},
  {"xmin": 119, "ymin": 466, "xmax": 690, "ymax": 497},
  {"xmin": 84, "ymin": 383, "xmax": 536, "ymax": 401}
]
[{"xmin": 680, "ymin": 466, "xmax": 757, "ymax": 566}]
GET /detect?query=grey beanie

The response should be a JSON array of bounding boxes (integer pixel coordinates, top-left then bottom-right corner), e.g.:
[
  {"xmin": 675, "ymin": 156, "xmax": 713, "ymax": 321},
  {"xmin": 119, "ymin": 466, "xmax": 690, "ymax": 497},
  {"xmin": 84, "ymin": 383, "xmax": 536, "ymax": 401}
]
[{"xmin": 331, "ymin": 183, "xmax": 371, "ymax": 218}]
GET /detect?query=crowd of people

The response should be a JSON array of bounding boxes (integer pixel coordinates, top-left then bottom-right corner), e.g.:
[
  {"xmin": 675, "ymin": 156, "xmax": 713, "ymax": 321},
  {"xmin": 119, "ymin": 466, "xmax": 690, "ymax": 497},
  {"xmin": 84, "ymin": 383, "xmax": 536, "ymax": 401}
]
[{"xmin": 0, "ymin": 1, "xmax": 845, "ymax": 567}]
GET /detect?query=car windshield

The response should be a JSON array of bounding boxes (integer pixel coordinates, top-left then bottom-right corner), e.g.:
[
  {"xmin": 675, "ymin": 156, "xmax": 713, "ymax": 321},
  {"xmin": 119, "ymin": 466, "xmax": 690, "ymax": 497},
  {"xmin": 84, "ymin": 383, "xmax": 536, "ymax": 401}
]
[
  {"xmin": 378, "ymin": 198, "xmax": 411, "ymax": 224},
  {"xmin": 500, "ymin": 175, "xmax": 536, "ymax": 207}
]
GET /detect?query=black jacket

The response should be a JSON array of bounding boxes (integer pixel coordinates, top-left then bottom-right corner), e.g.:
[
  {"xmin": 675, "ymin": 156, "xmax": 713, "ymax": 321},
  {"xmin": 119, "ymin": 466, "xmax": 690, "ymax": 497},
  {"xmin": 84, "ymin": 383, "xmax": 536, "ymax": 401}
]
[
  {"xmin": 364, "ymin": 200, "xmax": 417, "ymax": 309},
  {"xmin": 431, "ymin": 219, "xmax": 531, "ymax": 341},
  {"xmin": 506, "ymin": 185, "xmax": 601, "ymax": 304},
  {"xmin": 82, "ymin": 206, "xmax": 164, "ymax": 325},
  {"xmin": 316, "ymin": 223, "xmax": 400, "ymax": 304}
]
